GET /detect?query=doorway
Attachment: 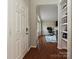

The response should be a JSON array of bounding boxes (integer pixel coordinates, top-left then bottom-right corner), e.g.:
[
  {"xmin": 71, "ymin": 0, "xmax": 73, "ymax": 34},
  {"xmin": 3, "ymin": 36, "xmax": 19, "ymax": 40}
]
[{"xmin": 36, "ymin": 5, "xmax": 58, "ymax": 45}]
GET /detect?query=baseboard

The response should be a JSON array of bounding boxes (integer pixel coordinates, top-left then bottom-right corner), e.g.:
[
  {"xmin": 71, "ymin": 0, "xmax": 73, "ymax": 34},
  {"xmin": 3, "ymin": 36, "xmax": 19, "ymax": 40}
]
[
  {"xmin": 27, "ymin": 47, "xmax": 31, "ymax": 52},
  {"xmin": 21, "ymin": 46, "xmax": 36, "ymax": 59},
  {"xmin": 57, "ymin": 46, "xmax": 62, "ymax": 49},
  {"xmin": 21, "ymin": 47, "xmax": 31, "ymax": 59},
  {"xmin": 31, "ymin": 45, "xmax": 37, "ymax": 48},
  {"xmin": 57, "ymin": 46, "xmax": 67, "ymax": 50}
]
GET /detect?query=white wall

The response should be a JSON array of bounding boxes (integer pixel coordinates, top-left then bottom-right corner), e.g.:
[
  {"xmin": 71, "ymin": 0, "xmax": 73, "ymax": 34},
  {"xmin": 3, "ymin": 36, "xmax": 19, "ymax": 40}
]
[
  {"xmin": 30, "ymin": 0, "xmax": 58, "ymax": 47},
  {"xmin": 8, "ymin": 0, "xmax": 16, "ymax": 59},
  {"xmin": 0, "ymin": 0, "xmax": 8, "ymax": 59},
  {"xmin": 42, "ymin": 21, "xmax": 56, "ymax": 35},
  {"xmin": 39, "ymin": 5, "xmax": 58, "ymax": 21}
]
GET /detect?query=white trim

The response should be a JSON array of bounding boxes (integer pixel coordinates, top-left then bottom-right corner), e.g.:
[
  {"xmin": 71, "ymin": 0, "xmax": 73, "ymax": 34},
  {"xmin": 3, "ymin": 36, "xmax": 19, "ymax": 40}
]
[
  {"xmin": 57, "ymin": 46, "xmax": 62, "ymax": 49},
  {"xmin": 31, "ymin": 45, "xmax": 37, "ymax": 48},
  {"xmin": 27, "ymin": 47, "xmax": 31, "ymax": 52},
  {"xmin": 21, "ymin": 47, "xmax": 31, "ymax": 59}
]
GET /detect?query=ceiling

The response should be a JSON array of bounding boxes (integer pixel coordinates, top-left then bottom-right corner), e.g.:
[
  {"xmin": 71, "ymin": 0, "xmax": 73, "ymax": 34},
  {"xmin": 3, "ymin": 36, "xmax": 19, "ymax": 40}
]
[{"xmin": 37, "ymin": 5, "xmax": 58, "ymax": 21}]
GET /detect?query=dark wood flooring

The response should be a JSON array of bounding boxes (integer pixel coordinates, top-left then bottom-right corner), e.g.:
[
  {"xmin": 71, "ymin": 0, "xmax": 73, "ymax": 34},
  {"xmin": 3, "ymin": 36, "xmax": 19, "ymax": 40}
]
[{"xmin": 23, "ymin": 35, "xmax": 67, "ymax": 59}]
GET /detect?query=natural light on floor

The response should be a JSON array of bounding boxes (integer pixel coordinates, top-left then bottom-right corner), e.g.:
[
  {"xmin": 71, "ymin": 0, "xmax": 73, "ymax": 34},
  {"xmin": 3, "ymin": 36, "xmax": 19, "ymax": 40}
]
[{"xmin": 45, "ymin": 35, "xmax": 56, "ymax": 43}]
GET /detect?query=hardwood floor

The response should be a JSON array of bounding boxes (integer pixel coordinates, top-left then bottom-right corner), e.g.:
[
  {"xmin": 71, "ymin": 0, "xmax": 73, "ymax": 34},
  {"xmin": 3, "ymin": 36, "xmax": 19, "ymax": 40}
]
[{"xmin": 23, "ymin": 35, "xmax": 67, "ymax": 59}]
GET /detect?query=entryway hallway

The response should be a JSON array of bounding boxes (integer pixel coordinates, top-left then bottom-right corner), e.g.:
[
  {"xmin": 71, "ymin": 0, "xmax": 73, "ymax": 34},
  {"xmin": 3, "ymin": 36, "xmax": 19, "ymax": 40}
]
[
  {"xmin": 23, "ymin": 36, "xmax": 67, "ymax": 59},
  {"xmin": 7, "ymin": 0, "xmax": 72, "ymax": 59}
]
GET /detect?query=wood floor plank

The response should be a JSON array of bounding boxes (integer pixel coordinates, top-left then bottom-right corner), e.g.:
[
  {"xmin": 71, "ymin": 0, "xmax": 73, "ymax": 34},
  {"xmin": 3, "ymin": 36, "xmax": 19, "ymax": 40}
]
[{"xmin": 23, "ymin": 35, "xmax": 67, "ymax": 59}]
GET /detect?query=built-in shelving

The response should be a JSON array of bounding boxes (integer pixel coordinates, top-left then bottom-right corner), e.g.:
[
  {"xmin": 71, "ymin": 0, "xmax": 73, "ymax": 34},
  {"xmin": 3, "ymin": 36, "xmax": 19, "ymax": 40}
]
[{"xmin": 59, "ymin": 0, "xmax": 68, "ymax": 49}]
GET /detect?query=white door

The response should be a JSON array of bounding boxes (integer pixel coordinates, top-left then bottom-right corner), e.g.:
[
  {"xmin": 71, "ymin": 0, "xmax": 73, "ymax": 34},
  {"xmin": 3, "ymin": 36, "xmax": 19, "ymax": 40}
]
[
  {"xmin": 15, "ymin": 1, "xmax": 29, "ymax": 59},
  {"xmin": 21, "ymin": 7, "xmax": 29, "ymax": 55}
]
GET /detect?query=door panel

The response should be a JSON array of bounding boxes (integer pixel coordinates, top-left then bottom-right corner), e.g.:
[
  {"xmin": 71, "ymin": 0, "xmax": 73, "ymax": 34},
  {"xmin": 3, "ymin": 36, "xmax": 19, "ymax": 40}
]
[
  {"xmin": 15, "ymin": 1, "xmax": 29, "ymax": 59},
  {"xmin": 16, "ymin": 39, "xmax": 21, "ymax": 59}
]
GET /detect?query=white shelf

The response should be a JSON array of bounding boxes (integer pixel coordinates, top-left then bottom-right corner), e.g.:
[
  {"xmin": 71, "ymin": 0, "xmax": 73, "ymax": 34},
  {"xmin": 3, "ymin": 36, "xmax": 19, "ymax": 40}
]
[
  {"xmin": 62, "ymin": 38, "xmax": 67, "ymax": 42},
  {"xmin": 62, "ymin": 23, "xmax": 68, "ymax": 25},
  {"xmin": 63, "ymin": 5, "xmax": 67, "ymax": 10},
  {"xmin": 62, "ymin": 3, "xmax": 67, "ymax": 9},
  {"xmin": 62, "ymin": 6, "xmax": 67, "ymax": 13},
  {"xmin": 62, "ymin": 31, "xmax": 68, "ymax": 33},
  {"xmin": 62, "ymin": 15, "xmax": 67, "ymax": 18}
]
